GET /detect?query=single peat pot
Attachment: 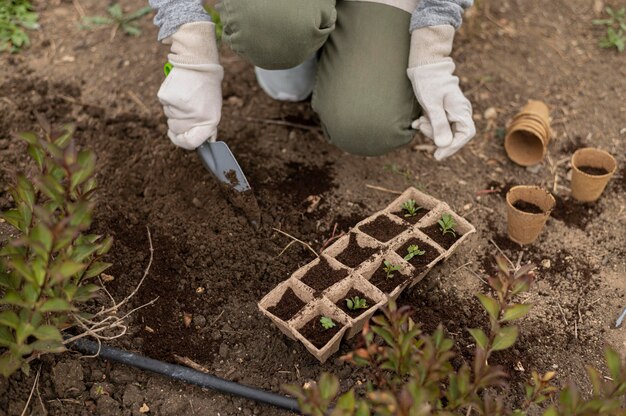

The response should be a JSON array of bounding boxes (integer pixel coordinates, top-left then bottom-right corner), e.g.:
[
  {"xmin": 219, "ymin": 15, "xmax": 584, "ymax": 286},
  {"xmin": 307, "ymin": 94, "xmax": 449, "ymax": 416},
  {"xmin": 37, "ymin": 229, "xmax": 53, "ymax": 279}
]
[
  {"xmin": 291, "ymin": 298, "xmax": 351, "ymax": 363},
  {"xmin": 385, "ymin": 188, "xmax": 440, "ymax": 225},
  {"xmin": 357, "ymin": 214, "xmax": 408, "ymax": 243},
  {"xmin": 258, "ymin": 280, "xmax": 315, "ymax": 339},
  {"xmin": 324, "ymin": 275, "xmax": 386, "ymax": 338},
  {"xmin": 570, "ymin": 148, "xmax": 617, "ymax": 202},
  {"xmin": 324, "ymin": 232, "xmax": 382, "ymax": 269},
  {"xmin": 295, "ymin": 256, "xmax": 350, "ymax": 294},
  {"xmin": 359, "ymin": 253, "xmax": 415, "ymax": 301},
  {"xmin": 506, "ymin": 185, "xmax": 556, "ymax": 245},
  {"xmin": 505, "ymin": 100, "xmax": 551, "ymax": 166}
]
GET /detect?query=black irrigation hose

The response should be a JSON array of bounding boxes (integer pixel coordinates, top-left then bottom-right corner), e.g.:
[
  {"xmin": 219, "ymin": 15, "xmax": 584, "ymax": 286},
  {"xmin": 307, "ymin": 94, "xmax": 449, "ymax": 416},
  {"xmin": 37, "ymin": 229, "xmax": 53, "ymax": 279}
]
[{"xmin": 71, "ymin": 338, "xmax": 301, "ymax": 413}]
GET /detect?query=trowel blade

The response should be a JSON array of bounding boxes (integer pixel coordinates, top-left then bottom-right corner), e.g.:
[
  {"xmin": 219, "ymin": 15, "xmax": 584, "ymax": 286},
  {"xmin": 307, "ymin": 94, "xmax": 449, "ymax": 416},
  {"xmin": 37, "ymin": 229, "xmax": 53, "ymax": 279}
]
[{"xmin": 197, "ymin": 141, "xmax": 252, "ymax": 193}]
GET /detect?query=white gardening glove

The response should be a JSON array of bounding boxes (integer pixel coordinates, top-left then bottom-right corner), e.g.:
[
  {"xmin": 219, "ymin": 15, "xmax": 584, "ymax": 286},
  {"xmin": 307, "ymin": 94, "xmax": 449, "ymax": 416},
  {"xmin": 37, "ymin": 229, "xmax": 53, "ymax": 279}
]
[
  {"xmin": 407, "ymin": 25, "xmax": 475, "ymax": 161},
  {"xmin": 157, "ymin": 22, "xmax": 223, "ymax": 150}
]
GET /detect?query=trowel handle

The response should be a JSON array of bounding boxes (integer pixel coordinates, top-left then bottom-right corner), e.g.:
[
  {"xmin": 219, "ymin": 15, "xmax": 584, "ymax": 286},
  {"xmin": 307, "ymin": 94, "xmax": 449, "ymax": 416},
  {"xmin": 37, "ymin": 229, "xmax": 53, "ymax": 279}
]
[{"xmin": 197, "ymin": 141, "xmax": 217, "ymax": 173}]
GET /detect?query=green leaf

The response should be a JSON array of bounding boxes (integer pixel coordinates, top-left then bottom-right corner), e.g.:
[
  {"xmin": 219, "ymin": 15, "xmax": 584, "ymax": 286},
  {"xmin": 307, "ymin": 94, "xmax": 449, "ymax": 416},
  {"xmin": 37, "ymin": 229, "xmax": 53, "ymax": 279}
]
[
  {"xmin": 605, "ymin": 348, "xmax": 622, "ymax": 381},
  {"xmin": 503, "ymin": 303, "xmax": 532, "ymax": 321},
  {"xmin": 54, "ymin": 261, "xmax": 85, "ymax": 280},
  {"xmin": 107, "ymin": 4, "xmax": 123, "ymax": 19},
  {"xmin": 27, "ymin": 144, "xmax": 45, "ymax": 171},
  {"xmin": 15, "ymin": 321, "xmax": 35, "ymax": 344},
  {"xmin": 29, "ymin": 339, "xmax": 65, "ymax": 353},
  {"xmin": 0, "ymin": 311, "xmax": 20, "ymax": 329},
  {"xmin": 16, "ymin": 175, "xmax": 35, "ymax": 208},
  {"xmin": 0, "ymin": 326, "xmax": 15, "ymax": 346},
  {"xmin": 31, "ymin": 223, "xmax": 53, "ymax": 254},
  {"xmin": 1, "ymin": 291, "xmax": 26, "ymax": 307},
  {"xmin": 97, "ymin": 236, "xmax": 113, "ymax": 256},
  {"xmin": 17, "ymin": 131, "xmax": 38, "ymax": 145},
  {"xmin": 40, "ymin": 298, "xmax": 74, "ymax": 313},
  {"xmin": 476, "ymin": 293, "xmax": 500, "ymax": 321},
  {"xmin": 468, "ymin": 328, "xmax": 489, "ymax": 350},
  {"xmin": 335, "ymin": 389, "xmax": 355, "ymax": 411},
  {"xmin": 1, "ymin": 209, "xmax": 22, "ymax": 229},
  {"xmin": 32, "ymin": 325, "xmax": 63, "ymax": 341},
  {"xmin": 319, "ymin": 373, "xmax": 339, "ymax": 401},
  {"xmin": 122, "ymin": 24, "xmax": 141, "ymax": 36},
  {"xmin": 0, "ymin": 352, "xmax": 22, "ymax": 378},
  {"xmin": 492, "ymin": 326, "xmax": 518, "ymax": 351},
  {"xmin": 84, "ymin": 261, "xmax": 112, "ymax": 279}
]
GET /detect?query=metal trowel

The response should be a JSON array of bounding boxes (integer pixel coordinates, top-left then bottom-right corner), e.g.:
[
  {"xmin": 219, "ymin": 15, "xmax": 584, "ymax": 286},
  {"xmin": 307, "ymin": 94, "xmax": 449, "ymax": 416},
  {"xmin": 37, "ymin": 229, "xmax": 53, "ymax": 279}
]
[
  {"xmin": 196, "ymin": 141, "xmax": 261, "ymax": 229},
  {"xmin": 197, "ymin": 141, "xmax": 251, "ymax": 193}
]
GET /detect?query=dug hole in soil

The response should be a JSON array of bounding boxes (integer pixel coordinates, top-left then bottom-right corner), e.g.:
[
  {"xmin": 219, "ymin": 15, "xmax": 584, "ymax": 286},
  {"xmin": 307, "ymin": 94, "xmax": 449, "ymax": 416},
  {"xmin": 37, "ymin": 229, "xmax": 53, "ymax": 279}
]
[{"xmin": 1, "ymin": 0, "xmax": 625, "ymax": 414}]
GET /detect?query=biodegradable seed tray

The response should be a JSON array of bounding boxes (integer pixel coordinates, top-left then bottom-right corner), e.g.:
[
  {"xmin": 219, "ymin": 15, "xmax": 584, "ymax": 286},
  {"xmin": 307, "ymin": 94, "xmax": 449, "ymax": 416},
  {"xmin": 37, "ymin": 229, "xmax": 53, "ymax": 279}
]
[{"xmin": 259, "ymin": 187, "xmax": 476, "ymax": 362}]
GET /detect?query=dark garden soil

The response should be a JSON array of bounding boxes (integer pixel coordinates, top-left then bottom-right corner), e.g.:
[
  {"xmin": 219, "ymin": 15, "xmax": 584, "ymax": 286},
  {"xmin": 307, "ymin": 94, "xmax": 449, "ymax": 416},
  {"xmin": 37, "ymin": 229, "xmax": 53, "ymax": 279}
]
[
  {"xmin": 391, "ymin": 207, "xmax": 430, "ymax": 224},
  {"xmin": 334, "ymin": 233, "xmax": 381, "ymax": 268},
  {"xmin": 335, "ymin": 289, "xmax": 375, "ymax": 318},
  {"xmin": 395, "ymin": 238, "xmax": 441, "ymax": 271},
  {"xmin": 421, "ymin": 223, "xmax": 461, "ymax": 250},
  {"xmin": 298, "ymin": 317, "xmax": 343, "ymax": 350},
  {"xmin": 513, "ymin": 200, "xmax": 544, "ymax": 214},
  {"xmin": 369, "ymin": 263, "xmax": 411, "ymax": 295},
  {"xmin": 300, "ymin": 258, "xmax": 349, "ymax": 293},
  {"xmin": 358, "ymin": 215, "xmax": 408, "ymax": 243},
  {"xmin": 551, "ymin": 195, "xmax": 600, "ymax": 230},
  {"xmin": 577, "ymin": 165, "xmax": 609, "ymax": 176},
  {"xmin": 1, "ymin": 0, "xmax": 625, "ymax": 415},
  {"xmin": 267, "ymin": 288, "xmax": 306, "ymax": 321}
]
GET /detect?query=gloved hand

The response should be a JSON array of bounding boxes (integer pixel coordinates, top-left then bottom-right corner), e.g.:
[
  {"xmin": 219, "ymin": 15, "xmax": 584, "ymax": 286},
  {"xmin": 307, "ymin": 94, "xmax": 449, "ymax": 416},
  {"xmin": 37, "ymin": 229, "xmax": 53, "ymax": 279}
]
[
  {"xmin": 157, "ymin": 22, "xmax": 223, "ymax": 150},
  {"xmin": 407, "ymin": 25, "xmax": 475, "ymax": 161}
]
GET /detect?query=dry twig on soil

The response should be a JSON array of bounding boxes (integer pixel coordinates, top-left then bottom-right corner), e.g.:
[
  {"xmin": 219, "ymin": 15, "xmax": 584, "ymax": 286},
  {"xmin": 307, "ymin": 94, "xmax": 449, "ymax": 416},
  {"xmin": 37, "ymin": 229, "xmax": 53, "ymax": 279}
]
[{"xmin": 273, "ymin": 227, "xmax": 319, "ymax": 258}]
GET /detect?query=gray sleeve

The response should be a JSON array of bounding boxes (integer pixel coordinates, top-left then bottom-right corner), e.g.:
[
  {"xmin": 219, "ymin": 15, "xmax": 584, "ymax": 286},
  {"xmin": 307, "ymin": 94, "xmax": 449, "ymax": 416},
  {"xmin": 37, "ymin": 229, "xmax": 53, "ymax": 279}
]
[
  {"xmin": 149, "ymin": 0, "xmax": 211, "ymax": 41},
  {"xmin": 410, "ymin": 0, "xmax": 473, "ymax": 31}
]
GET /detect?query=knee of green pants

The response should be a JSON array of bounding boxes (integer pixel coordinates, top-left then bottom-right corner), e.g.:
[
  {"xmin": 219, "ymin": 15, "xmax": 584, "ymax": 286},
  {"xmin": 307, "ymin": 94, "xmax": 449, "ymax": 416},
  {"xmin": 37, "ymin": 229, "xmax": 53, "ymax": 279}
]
[
  {"xmin": 217, "ymin": 0, "xmax": 336, "ymax": 70},
  {"xmin": 316, "ymin": 102, "xmax": 417, "ymax": 157}
]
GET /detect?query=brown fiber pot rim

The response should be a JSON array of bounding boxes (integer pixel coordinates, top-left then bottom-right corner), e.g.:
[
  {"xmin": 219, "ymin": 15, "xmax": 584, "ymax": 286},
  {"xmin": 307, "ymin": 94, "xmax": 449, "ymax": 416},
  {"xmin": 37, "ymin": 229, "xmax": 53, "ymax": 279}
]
[
  {"xmin": 508, "ymin": 120, "xmax": 549, "ymax": 139},
  {"xmin": 571, "ymin": 148, "xmax": 617, "ymax": 179},
  {"xmin": 506, "ymin": 186, "xmax": 556, "ymax": 216}
]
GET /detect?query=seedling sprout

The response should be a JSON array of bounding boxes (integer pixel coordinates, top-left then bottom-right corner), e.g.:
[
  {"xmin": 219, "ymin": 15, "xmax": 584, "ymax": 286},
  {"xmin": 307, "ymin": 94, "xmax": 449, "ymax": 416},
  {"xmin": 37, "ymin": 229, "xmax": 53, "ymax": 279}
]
[
  {"xmin": 383, "ymin": 260, "xmax": 402, "ymax": 279},
  {"xmin": 401, "ymin": 199, "xmax": 422, "ymax": 217},
  {"xmin": 404, "ymin": 244, "xmax": 425, "ymax": 262},
  {"xmin": 320, "ymin": 316, "xmax": 336, "ymax": 330},
  {"xmin": 345, "ymin": 296, "xmax": 368, "ymax": 311},
  {"xmin": 438, "ymin": 213, "xmax": 457, "ymax": 237}
]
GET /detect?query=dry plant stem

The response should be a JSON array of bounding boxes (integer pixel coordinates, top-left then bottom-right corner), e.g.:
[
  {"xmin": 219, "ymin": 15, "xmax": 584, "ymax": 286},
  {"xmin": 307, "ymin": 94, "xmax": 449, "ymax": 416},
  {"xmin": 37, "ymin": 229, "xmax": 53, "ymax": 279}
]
[
  {"xmin": 174, "ymin": 355, "xmax": 211, "ymax": 374},
  {"xmin": 365, "ymin": 184, "xmax": 403, "ymax": 195},
  {"xmin": 273, "ymin": 227, "xmax": 319, "ymax": 258},
  {"xmin": 20, "ymin": 366, "xmax": 41, "ymax": 416},
  {"xmin": 489, "ymin": 239, "xmax": 514, "ymax": 268}
]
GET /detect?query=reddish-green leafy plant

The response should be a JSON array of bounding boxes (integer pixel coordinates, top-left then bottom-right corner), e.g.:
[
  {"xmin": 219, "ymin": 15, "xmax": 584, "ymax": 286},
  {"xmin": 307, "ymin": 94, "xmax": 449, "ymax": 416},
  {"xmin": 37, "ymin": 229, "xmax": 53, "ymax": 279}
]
[
  {"xmin": 284, "ymin": 256, "xmax": 626, "ymax": 415},
  {"xmin": 0, "ymin": 119, "xmax": 112, "ymax": 377}
]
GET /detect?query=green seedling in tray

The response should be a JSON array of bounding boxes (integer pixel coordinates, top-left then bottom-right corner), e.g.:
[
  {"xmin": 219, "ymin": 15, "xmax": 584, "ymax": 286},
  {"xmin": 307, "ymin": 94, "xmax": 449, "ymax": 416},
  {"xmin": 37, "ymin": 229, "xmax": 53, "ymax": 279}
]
[
  {"xmin": 438, "ymin": 213, "xmax": 457, "ymax": 237},
  {"xmin": 404, "ymin": 244, "xmax": 425, "ymax": 262},
  {"xmin": 320, "ymin": 316, "xmax": 336, "ymax": 330},
  {"xmin": 346, "ymin": 296, "xmax": 368, "ymax": 311},
  {"xmin": 383, "ymin": 260, "xmax": 402, "ymax": 279},
  {"xmin": 401, "ymin": 199, "xmax": 422, "ymax": 217}
]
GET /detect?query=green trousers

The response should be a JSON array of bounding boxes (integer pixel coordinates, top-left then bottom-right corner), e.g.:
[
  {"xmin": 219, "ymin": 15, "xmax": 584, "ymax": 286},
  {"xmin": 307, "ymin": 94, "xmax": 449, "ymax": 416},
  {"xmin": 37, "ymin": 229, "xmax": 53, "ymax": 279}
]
[{"xmin": 217, "ymin": 0, "xmax": 420, "ymax": 157}]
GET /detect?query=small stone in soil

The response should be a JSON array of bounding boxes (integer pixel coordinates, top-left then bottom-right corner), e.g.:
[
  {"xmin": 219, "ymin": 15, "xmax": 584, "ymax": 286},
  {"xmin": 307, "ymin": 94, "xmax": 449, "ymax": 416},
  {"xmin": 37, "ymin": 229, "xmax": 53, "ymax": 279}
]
[
  {"xmin": 267, "ymin": 288, "xmax": 306, "ymax": 321},
  {"xmin": 420, "ymin": 223, "xmax": 461, "ymax": 250},
  {"xmin": 336, "ymin": 288, "xmax": 374, "ymax": 318},
  {"xmin": 335, "ymin": 233, "xmax": 380, "ymax": 268},
  {"xmin": 513, "ymin": 200, "xmax": 544, "ymax": 214},
  {"xmin": 359, "ymin": 215, "xmax": 408, "ymax": 242},
  {"xmin": 301, "ymin": 257, "xmax": 349, "ymax": 292},
  {"xmin": 395, "ymin": 238, "xmax": 440, "ymax": 271},
  {"xmin": 392, "ymin": 207, "xmax": 430, "ymax": 224},
  {"xmin": 298, "ymin": 315, "xmax": 343, "ymax": 349},
  {"xmin": 369, "ymin": 261, "xmax": 411, "ymax": 294},
  {"xmin": 577, "ymin": 165, "xmax": 609, "ymax": 176}
]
